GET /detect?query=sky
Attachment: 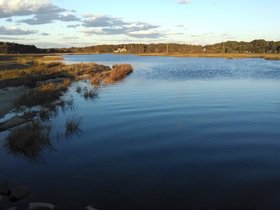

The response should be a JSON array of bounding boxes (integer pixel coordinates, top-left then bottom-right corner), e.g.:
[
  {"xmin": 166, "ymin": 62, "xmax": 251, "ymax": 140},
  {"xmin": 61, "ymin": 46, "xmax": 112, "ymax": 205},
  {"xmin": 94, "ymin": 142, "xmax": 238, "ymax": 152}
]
[{"xmin": 0, "ymin": 0, "xmax": 280, "ymax": 48}]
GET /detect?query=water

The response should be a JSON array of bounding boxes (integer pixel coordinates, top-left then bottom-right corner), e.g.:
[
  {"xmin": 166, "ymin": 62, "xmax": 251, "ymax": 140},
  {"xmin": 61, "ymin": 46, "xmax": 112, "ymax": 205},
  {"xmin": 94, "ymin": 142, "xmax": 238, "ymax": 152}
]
[{"xmin": 1, "ymin": 55, "xmax": 280, "ymax": 210}]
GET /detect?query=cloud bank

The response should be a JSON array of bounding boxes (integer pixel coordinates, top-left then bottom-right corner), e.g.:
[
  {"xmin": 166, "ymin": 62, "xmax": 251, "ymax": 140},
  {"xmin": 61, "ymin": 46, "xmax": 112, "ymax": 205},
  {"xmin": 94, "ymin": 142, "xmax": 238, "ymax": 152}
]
[{"xmin": 0, "ymin": 0, "xmax": 80, "ymax": 25}]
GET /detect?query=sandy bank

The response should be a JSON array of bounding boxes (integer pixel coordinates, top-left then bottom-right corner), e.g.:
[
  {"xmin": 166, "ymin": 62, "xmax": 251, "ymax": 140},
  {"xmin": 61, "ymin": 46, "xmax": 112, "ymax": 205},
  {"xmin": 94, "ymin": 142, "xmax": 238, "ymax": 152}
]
[{"xmin": 0, "ymin": 86, "xmax": 27, "ymax": 118}]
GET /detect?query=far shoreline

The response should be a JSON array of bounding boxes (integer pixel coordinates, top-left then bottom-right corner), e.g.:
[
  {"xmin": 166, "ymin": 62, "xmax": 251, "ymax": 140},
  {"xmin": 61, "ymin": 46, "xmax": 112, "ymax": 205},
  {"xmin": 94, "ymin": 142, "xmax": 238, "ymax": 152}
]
[
  {"xmin": 1, "ymin": 52, "xmax": 280, "ymax": 61},
  {"xmin": 137, "ymin": 53, "xmax": 280, "ymax": 60}
]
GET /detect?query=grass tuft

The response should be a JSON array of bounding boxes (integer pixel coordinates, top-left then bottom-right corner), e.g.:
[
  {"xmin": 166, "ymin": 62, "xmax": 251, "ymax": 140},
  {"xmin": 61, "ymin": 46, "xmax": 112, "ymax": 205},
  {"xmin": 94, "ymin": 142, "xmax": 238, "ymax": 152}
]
[
  {"xmin": 16, "ymin": 79, "xmax": 71, "ymax": 107},
  {"xmin": 5, "ymin": 121, "xmax": 51, "ymax": 160},
  {"xmin": 82, "ymin": 87, "xmax": 99, "ymax": 100},
  {"xmin": 104, "ymin": 64, "xmax": 133, "ymax": 84},
  {"xmin": 65, "ymin": 117, "xmax": 81, "ymax": 138}
]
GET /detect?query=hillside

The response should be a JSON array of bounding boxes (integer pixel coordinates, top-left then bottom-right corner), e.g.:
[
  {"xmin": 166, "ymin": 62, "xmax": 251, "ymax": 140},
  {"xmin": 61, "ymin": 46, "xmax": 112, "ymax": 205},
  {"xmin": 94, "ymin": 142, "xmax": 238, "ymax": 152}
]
[{"xmin": 0, "ymin": 42, "xmax": 46, "ymax": 54}]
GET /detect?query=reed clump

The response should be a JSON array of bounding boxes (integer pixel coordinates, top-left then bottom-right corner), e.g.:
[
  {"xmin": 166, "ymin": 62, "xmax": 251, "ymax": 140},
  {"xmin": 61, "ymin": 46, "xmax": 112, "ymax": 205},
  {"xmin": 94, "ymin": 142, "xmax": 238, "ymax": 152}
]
[
  {"xmin": 16, "ymin": 79, "xmax": 71, "ymax": 107},
  {"xmin": 65, "ymin": 117, "xmax": 81, "ymax": 137},
  {"xmin": 61, "ymin": 63, "xmax": 111, "ymax": 79},
  {"xmin": 5, "ymin": 121, "xmax": 51, "ymax": 160},
  {"xmin": 104, "ymin": 64, "xmax": 133, "ymax": 84},
  {"xmin": 91, "ymin": 64, "xmax": 133, "ymax": 85}
]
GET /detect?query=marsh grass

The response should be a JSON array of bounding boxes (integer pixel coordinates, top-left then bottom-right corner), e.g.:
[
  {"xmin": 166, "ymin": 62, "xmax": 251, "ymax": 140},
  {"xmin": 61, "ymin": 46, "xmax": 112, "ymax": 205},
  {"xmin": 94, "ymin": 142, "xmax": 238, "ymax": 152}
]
[
  {"xmin": 0, "ymin": 55, "xmax": 64, "ymax": 81},
  {"xmin": 81, "ymin": 86, "xmax": 99, "ymax": 100},
  {"xmin": 76, "ymin": 86, "xmax": 82, "ymax": 93},
  {"xmin": 61, "ymin": 63, "xmax": 111, "ymax": 79},
  {"xmin": 16, "ymin": 79, "xmax": 71, "ymax": 107},
  {"xmin": 91, "ymin": 64, "xmax": 133, "ymax": 85},
  {"xmin": 138, "ymin": 52, "xmax": 280, "ymax": 60},
  {"xmin": 91, "ymin": 73, "xmax": 103, "ymax": 85},
  {"xmin": 41, "ymin": 56, "xmax": 64, "ymax": 61},
  {"xmin": 5, "ymin": 121, "xmax": 52, "ymax": 160},
  {"xmin": 65, "ymin": 117, "xmax": 81, "ymax": 138},
  {"xmin": 104, "ymin": 64, "xmax": 133, "ymax": 84}
]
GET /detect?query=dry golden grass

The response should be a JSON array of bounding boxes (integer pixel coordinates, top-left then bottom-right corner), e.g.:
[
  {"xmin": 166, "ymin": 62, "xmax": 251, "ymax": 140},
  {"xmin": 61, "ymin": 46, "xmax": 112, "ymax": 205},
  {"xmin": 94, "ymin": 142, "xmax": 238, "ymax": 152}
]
[
  {"xmin": 61, "ymin": 63, "xmax": 110, "ymax": 79},
  {"xmin": 41, "ymin": 56, "xmax": 64, "ymax": 61},
  {"xmin": 16, "ymin": 79, "xmax": 71, "ymax": 107},
  {"xmin": 91, "ymin": 73, "xmax": 103, "ymax": 85},
  {"xmin": 0, "ymin": 55, "xmax": 64, "ymax": 80},
  {"xmin": 5, "ymin": 121, "xmax": 51, "ymax": 160},
  {"xmin": 138, "ymin": 53, "xmax": 280, "ymax": 60},
  {"xmin": 0, "ymin": 55, "xmax": 133, "ymax": 93},
  {"xmin": 104, "ymin": 64, "xmax": 133, "ymax": 84}
]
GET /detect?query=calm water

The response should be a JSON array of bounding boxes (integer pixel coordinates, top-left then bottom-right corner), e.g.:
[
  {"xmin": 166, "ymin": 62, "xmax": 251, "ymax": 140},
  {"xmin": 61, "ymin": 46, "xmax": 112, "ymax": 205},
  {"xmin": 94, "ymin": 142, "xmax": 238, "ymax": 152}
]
[{"xmin": 1, "ymin": 55, "xmax": 280, "ymax": 210}]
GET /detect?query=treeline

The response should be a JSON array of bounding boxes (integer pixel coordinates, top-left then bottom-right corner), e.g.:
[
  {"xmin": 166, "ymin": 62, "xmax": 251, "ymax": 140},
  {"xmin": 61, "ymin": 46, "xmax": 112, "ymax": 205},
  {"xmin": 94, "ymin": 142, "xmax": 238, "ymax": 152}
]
[
  {"xmin": 0, "ymin": 42, "xmax": 43, "ymax": 54},
  {"xmin": 205, "ymin": 40, "xmax": 280, "ymax": 53},
  {"xmin": 56, "ymin": 40, "xmax": 280, "ymax": 54},
  {"xmin": 59, "ymin": 44, "xmax": 204, "ymax": 54},
  {"xmin": 1, "ymin": 40, "xmax": 280, "ymax": 54}
]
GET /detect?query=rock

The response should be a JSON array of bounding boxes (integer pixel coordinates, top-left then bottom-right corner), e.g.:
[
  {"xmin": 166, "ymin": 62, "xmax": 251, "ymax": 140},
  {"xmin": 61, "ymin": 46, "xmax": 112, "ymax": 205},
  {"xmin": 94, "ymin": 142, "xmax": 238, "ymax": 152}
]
[
  {"xmin": 85, "ymin": 206, "xmax": 99, "ymax": 210},
  {"xmin": 0, "ymin": 181, "xmax": 11, "ymax": 196},
  {"xmin": 28, "ymin": 202, "xmax": 56, "ymax": 210},
  {"xmin": 9, "ymin": 187, "xmax": 30, "ymax": 202}
]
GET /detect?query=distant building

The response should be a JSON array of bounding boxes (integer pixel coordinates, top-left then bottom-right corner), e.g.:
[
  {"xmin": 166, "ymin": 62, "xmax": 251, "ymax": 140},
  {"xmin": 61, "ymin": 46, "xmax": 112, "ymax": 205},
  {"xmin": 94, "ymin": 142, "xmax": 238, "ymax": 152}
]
[{"xmin": 114, "ymin": 48, "xmax": 127, "ymax": 53}]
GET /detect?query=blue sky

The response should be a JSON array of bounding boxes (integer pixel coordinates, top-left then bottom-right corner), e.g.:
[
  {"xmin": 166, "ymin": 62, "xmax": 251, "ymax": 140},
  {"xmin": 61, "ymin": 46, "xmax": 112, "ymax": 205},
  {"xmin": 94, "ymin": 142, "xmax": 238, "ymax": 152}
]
[{"xmin": 0, "ymin": 0, "xmax": 279, "ymax": 48}]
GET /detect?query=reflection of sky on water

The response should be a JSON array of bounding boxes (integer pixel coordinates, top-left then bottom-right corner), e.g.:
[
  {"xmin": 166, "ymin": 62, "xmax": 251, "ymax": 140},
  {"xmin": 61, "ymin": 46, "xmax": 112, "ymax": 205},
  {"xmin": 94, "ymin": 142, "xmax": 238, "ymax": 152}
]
[{"xmin": 0, "ymin": 55, "xmax": 280, "ymax": 209}]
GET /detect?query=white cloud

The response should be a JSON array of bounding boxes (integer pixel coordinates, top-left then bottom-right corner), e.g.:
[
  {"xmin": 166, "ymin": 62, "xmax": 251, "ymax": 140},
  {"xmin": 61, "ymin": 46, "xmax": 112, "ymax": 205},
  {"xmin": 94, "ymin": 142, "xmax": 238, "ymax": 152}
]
[
  {"xmin": 178, "ymin": 0, "xmax": 192, "ymax": 4},
  {"xmin": 82, "ymin": 15, "xmax": 164, "ymax": 39},
  {"xmin": 0, "ymin": 26, "xmax": 36, "ymax": 35},
  {"xmin": 0, "ymin": 0, "xmax": 80, "ymax": 24},
  {"xmin": 0, "ymin": 0, "xmax": 54, "ymax": 17}
]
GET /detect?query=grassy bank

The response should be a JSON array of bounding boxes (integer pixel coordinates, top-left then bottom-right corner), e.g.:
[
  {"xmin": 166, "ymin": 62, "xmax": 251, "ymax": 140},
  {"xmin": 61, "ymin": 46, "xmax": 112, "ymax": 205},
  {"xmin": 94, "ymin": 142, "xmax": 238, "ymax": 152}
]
[
  {"xmin": 137, "ymin": 53, "xmax": 280, "ymax": 60},
  {"xmin": 0, "ymin": 54, "xmax": 133, "ymax": 131},
  {"xmin": 0, "ymin": 54, "xmax": 132, "ymax": 85}
]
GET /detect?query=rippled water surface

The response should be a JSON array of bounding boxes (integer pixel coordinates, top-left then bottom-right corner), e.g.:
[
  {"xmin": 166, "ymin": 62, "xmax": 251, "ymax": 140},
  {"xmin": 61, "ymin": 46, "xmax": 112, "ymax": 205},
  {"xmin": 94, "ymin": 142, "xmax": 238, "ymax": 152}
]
[{"xmin": 1, "ymin": 55, "xmax": 280, "ymax": 210}]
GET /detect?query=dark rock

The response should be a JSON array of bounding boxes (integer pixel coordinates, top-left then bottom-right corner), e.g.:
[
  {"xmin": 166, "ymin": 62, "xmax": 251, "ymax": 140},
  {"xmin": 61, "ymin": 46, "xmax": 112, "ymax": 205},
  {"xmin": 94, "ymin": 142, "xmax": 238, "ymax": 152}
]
[
  {"xmin": 85, "ymin": 206, "xmax": 99, "ymax": 210},
  {"xmin": 0, "ymin": 181, "xmax": 11, "ymax": 196},
  {"xmin": 28, "ymin": 202, "xmax": 56, "ymax": 210},
  {"xmin": 9, "ymin": 187, "xmax": 30, "ymax": 202}
]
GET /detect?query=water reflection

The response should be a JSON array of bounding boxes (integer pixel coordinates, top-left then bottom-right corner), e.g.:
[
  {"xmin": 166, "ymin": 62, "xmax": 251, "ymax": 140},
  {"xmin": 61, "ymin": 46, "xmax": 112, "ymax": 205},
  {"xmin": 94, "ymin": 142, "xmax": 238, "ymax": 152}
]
[
  {"xmin": 4, "ymin": 121, "xmax": 52, "ymax": 160},
  {"xmin": 65, "ymin": 117, "xmax": 82, "ymax": 139},
  {"xmin": 0, "ymin": 82, "xmax": 100, "ymax": 208},
  {"xmin": 2, "ymin": 84, "xmax": 99, "ymax": 161}
]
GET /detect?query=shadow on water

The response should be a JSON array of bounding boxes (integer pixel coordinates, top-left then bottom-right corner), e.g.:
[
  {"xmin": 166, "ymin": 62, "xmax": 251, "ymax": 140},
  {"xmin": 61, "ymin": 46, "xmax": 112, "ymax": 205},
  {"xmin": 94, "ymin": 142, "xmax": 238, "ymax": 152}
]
[
  {"xmin": 4, "ymin": 120, "xmax": 52, "ymax": 160},
  {"xmin": 0, "ymin": 81, "xmax": 100, "ymax": 208},
  {"xmin": 65, "ymin": 117, "xmax": 82, "ymax": 139},
  {"xmin": 3, "ymin": 82, "xmax": 100, "ymax": 161}
]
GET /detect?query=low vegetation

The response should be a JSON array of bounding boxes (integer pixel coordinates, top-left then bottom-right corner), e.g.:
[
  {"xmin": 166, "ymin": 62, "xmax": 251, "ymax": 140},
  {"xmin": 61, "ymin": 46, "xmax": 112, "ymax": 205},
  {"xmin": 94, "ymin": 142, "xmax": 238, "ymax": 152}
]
[
  {"xmin": 0, "ymin": 55, "xmax": 133, "ymax": 89},
  {"xmin": 65, "ymin": 117, "xmax": 81, "ymax": 138},
  {"xmin": 5, "ymin": 121, "xmax": 51, "ymax": 160},
  {"xmin": 0, "ymin": 55, "xmax": 134, "ymax": 133},
  {"xmin": 139, "ymin": 52, "xmax": 280, "ymax": 60},
  {"xmin": 91, "ymin": 64, "xmax": 133, "ymax": 85},
  {"xmin": 81, "ymin": 86, "xmax": 99, "ymax": 100},
  {"xmin": 104, "ymin": 64, "xmax": 133, "ymax": 84},
  {"xmin": 15, "ymin": 79, "xmax": 71, "ymax": 107},
  {"xmin": 61, "ymin": 62, "xmax": 111, "ymax": 79}
]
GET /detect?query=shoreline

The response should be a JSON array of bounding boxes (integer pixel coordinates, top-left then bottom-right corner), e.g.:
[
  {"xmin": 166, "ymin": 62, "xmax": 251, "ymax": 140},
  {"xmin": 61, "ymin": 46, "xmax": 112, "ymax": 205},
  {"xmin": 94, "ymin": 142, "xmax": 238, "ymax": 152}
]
[
  {"xmin": 137, "ymin": 53, "xmax": 280, "ymax": 60},
  {"xmin": 2, "ymin": 52, "xmax": 279, "ymax": 60}
]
